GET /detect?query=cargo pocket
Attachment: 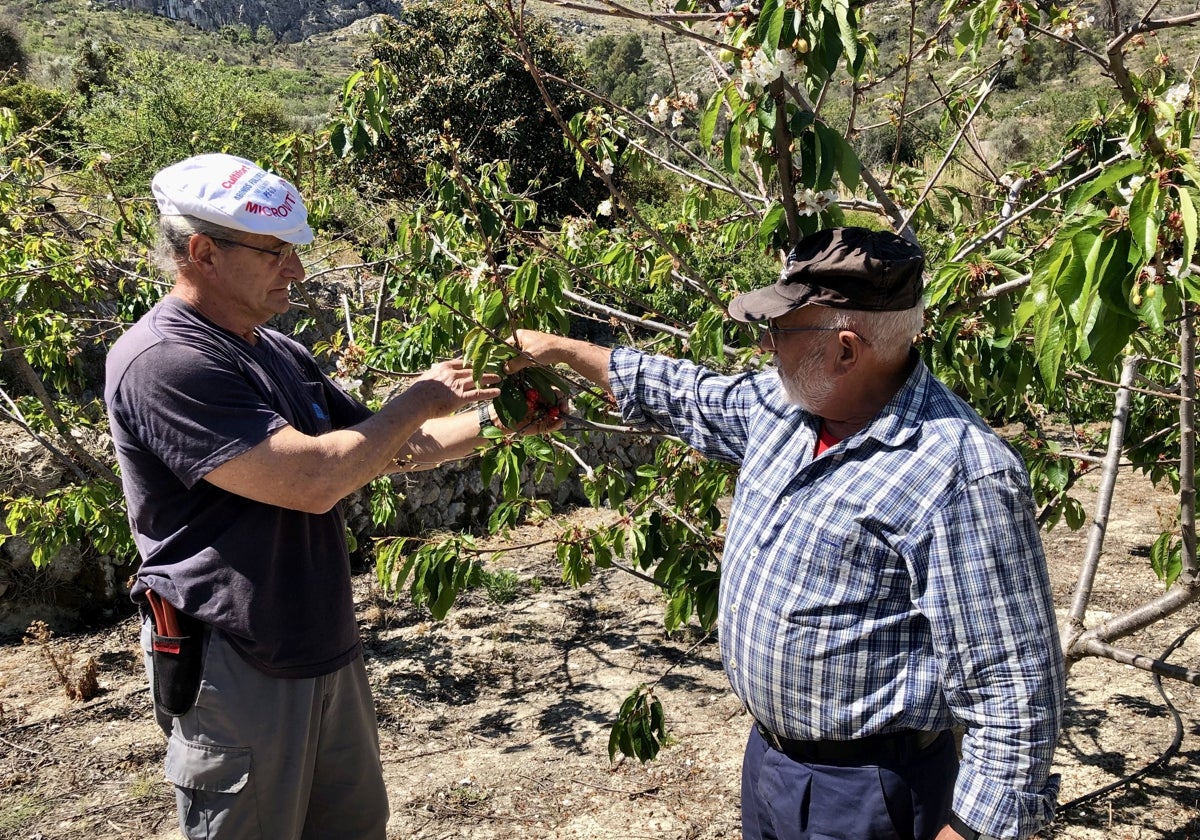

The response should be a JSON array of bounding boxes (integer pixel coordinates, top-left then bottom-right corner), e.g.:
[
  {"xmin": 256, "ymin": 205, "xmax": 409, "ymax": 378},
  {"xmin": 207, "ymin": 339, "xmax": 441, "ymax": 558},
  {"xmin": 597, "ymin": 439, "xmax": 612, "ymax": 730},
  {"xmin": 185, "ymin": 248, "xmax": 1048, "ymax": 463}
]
[{"xmin": 165, "ymin": 736, "xmax": 251, "ymax": 794}]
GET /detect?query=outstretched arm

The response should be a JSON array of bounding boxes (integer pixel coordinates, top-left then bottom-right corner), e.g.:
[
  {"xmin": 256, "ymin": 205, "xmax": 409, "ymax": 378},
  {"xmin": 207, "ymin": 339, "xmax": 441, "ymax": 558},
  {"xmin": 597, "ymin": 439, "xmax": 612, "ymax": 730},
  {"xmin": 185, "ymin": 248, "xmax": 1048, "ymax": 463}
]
[
  {"xmin": 510, "ymin": 329, "xmax": 613, "ymax": 393},
  {"xmin": 204, "ymin": 359, "xmax": 500, "ymax": 513}
]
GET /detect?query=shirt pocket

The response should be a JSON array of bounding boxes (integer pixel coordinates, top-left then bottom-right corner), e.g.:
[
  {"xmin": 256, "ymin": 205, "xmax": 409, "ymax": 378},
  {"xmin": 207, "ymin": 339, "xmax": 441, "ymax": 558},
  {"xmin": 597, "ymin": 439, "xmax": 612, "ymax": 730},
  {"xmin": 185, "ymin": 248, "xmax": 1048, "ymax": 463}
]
[
  {"xmin": 295, "ymin": 380, "xmax": 334, "ymax": 434},
  {"xmin": 787, "ymin": 529, "xmax": 902, "ymax": 630}
]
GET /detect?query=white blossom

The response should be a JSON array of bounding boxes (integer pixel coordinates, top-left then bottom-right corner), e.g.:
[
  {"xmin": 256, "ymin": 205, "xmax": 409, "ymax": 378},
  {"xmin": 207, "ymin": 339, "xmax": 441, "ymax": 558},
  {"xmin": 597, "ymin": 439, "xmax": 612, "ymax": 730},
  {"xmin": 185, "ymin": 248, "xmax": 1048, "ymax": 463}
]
[
  {"xmin": 793, "ymin": 187, "xmax": 819, "ymax": 216},
  {"xmin": 1164, "ymin": 82, "xmax": 1191, "ymax": 110},
  {"xmin": 648, "ymin": 94, "xmax": 672, "ymax": 125},
  {"xmin": 1167, "ymin": 257, "xmax": 1191, "ymax": 280},
  {"xmin": 812, "ymin": 189, "xmax": 838, "ymax": 211},
  {"xmin": 742, "ymin": 48, "xmax": 797, "ymax": 89},
  {"xmin": 597, "ymin": 199, "xmax": 613, "ymax": 217},
  {"xmin": 1054, "ymin": 12, "xmax": 1093, "ymax": 37},
  {"xmin": 563, "ymin": 221, "xmax": 582, "ymax": 250},
  {"xmin": 649, "ymin": 91, "xmax": 699, "ymax": 126},
  {"xmin": 468, "ymin": 262, "xmax": 488, "ymax": 287},
  {"xmin": 600, "ymin": 158, "xmax": 614, "ymax": 175},
  {"xmin": 1001, "ymin": 27, "xmax": 1026, "ymax": 57},
  {"xmin": 1117, "ymin": 174, "xmax": 1145, "ymax": 204}
]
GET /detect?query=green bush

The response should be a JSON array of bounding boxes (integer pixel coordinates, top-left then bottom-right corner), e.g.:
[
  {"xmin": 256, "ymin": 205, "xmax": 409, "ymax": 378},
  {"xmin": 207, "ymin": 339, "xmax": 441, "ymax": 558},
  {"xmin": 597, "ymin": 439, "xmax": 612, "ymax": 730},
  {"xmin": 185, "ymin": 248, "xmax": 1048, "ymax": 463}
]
[
  {"xmin": 0, "ymin": 22, "xmax": 27, "ymax": 77},
  {"xmin": 73, "ymin": 49, "xmax": 296, "ymax": 195},
  {"xmin": 857, "ymin": 122, "xmax": 924, "ymax": 168},
  {"xmin": 0, "ymin": 81, "xmax": 74, "ymax": 155},
  {"xmin": 583, "ymin": 33, "xmax": 653, "ymax": 111},
  {"xmin": 338, "ymin": 1, "xmax": 605, "ymax": 221}
]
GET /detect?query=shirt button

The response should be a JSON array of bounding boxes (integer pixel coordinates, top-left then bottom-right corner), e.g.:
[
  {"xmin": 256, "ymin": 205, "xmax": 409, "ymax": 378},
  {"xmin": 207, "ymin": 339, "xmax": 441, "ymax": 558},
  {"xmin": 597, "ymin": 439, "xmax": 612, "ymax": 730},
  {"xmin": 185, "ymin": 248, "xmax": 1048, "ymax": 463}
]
[
  {"xmin": 729, "ymin": 659, "xmax": 737, "ymax": 670},
  {"xmin": 749, "ymin": 548, "xmax": 759, "ymax": 558}
]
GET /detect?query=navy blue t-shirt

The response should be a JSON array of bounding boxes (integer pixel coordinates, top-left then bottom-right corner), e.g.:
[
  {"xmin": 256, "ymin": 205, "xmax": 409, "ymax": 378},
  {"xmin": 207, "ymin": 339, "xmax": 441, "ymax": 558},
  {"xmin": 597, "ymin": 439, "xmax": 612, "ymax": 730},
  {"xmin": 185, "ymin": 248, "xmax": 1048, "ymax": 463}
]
[{"xmin": 105, "ymin": 296, "xmax": 373, "ymax": 678}]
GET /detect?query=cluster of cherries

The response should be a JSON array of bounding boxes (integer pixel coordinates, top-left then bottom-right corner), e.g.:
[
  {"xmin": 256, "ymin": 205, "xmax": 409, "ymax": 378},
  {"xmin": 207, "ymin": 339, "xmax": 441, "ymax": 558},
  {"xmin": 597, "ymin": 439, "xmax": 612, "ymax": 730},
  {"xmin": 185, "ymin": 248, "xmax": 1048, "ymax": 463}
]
[{"xmin": 523, "ymin": 387, "xmax": 561, "ymax": 422}]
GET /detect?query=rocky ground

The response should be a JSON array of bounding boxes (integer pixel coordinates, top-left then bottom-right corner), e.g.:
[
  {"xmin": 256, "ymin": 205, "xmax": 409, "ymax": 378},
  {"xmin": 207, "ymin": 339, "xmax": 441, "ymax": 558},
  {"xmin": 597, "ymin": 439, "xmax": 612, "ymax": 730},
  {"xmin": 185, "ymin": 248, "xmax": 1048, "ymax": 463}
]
[{"xmin": 1, "ymin": 474, "xmax": 1198, "ymax": 840}]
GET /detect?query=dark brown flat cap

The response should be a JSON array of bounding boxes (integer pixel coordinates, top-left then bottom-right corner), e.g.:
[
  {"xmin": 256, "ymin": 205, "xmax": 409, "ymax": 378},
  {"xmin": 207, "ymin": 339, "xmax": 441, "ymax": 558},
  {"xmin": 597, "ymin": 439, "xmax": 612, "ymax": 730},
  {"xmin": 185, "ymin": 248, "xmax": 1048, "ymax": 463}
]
[{"xmin": 728, "ymin": 227, "xmax": 925, "ymax": 322}]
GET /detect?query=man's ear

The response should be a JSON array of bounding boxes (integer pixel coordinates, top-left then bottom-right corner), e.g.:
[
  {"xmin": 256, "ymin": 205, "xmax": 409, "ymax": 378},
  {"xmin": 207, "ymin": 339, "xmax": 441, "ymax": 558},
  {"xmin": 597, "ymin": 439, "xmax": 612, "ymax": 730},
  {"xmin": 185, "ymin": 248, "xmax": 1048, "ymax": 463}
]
[
  {"xmin": 833, "ymin": 330, "xmax": 862, "ymax": 373},
  {"xmin": 188, "ymin": 234, "xmax": 218, "ymax": 266},
  {"xmin": 187, "ymin": 234, "xmax": 221, "ymax": 276}
]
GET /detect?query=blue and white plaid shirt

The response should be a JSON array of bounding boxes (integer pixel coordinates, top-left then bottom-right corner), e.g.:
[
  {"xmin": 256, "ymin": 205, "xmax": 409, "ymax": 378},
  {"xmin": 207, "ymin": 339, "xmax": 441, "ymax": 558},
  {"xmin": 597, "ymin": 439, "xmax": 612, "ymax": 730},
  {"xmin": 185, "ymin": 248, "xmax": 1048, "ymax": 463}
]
[{"xmin": 609, "ymin": 347, "xmax": 1065, "ymax": 839}]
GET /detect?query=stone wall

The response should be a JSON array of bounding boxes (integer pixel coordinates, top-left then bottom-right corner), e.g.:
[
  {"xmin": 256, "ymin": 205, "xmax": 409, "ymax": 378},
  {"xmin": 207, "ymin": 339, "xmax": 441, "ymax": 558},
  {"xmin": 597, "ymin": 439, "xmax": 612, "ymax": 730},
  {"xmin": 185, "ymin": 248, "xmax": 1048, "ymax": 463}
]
[
  {"xmin": 0, "ymin": 418, "xmax": 656, "ymax": 635},
  {"xmin": 343, "ymin": 431, "xmax": 655, "ymax": 539}
]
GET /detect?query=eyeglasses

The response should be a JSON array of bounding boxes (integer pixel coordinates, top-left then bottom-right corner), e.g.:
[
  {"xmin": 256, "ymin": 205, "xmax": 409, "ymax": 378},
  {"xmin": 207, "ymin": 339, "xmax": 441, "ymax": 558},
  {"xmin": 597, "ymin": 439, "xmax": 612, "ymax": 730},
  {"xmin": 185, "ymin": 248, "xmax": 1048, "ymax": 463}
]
[
  {"xmin": 758, "ymin": 319, "xmax": 871, "ymax": 347},
  {"xmin": 210, "ymin": 237, "xmax": 301, "ymax": 267}
]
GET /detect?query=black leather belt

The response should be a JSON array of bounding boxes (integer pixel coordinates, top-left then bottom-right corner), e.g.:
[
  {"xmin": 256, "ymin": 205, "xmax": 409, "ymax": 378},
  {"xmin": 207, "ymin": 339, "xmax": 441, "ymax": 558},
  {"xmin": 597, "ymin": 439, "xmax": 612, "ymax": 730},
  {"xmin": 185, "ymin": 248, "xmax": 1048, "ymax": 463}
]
[{"xmin": 755, "ymin": 721, "xmax": 945, "ymax": 766}]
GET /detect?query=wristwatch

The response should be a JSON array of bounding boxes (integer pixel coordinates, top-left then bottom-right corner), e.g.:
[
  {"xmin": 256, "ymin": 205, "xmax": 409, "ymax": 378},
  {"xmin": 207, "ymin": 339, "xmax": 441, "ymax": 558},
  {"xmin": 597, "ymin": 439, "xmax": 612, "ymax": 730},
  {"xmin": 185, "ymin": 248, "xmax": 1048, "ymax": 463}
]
[
  {"xmin": 949, "ymin": 812, "xmax": 1002, "ymax": 840},
  {"xmin": 477, "ymin": 403, "xmax": 495, "ymax": 431}
]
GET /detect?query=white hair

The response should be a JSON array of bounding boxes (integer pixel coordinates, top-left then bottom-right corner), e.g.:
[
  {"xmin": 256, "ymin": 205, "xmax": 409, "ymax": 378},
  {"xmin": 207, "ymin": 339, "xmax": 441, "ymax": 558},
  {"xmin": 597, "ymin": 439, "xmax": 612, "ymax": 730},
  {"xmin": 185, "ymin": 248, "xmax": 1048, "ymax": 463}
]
[
  {"xmin": 151, "ymin": 215, "xmax": 245, "ymax": 276},
  {"xmin": 808, "ymin": 302, "xmax": 925, "ymax": 366}
]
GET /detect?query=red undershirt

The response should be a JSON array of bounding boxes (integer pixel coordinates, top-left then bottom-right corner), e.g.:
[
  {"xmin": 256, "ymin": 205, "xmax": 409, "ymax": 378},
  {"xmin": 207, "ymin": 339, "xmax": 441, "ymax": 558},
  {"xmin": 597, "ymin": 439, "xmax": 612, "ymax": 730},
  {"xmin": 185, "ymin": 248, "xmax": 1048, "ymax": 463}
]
[{"xmin": 815, "ymin": 421, "xmax": 842, "ymax": 456}]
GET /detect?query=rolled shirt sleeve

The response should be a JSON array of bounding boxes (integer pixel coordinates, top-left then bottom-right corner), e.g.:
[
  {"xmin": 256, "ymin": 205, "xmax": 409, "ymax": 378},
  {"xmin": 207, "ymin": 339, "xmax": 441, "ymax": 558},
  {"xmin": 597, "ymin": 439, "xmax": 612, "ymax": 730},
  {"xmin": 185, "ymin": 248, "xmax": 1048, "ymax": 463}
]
[{"xmin": 920, "ymin": 470, "xmax": 1066, "ymax": 838}]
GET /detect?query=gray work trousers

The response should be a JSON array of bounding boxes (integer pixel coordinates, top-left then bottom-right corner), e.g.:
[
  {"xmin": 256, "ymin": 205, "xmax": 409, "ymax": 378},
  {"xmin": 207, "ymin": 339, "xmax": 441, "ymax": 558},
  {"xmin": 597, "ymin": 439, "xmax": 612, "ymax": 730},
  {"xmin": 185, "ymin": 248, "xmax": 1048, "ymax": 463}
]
[{"xmin": 141, "ymin": 618, "xmax": 389, "ymax": 840}]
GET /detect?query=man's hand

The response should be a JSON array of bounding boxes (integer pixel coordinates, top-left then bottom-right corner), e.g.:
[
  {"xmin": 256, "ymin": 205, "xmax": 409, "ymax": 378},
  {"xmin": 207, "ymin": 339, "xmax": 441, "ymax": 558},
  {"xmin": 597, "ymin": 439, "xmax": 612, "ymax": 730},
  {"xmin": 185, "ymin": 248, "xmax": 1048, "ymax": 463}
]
[
  {"xmin": 507, "ymin": 330, "xmax": 614, "ymax": 393},
  {"xmin": 408, "ymin": 359, "xmax": 501, "ymax": 417},
  {"xmin": 507, "ymin": 329, "xmax": 563, "ymax": 373},
  {"xmin": 934, "ymin": 824, "xmax": 967, "ymax": 839}
]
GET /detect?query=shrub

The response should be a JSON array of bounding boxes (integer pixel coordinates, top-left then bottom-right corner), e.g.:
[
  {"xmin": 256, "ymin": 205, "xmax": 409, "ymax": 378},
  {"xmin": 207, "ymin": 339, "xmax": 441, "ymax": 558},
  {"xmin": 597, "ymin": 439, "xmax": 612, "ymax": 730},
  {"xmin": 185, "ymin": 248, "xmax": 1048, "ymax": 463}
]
[
  {"xmin": 0, "ymin": 81, "xmax": 74, "ymax": 155},
  {"xmin": 73, "ymin": 49, "xmax": 295, "ymax": 196},
  {"xmin": 0, "ymin": 22, "xmax": 27, "ymax": 78},
  {"xmin": 338, "ymin": 1, "xmax": 605, "ymax": 221}
]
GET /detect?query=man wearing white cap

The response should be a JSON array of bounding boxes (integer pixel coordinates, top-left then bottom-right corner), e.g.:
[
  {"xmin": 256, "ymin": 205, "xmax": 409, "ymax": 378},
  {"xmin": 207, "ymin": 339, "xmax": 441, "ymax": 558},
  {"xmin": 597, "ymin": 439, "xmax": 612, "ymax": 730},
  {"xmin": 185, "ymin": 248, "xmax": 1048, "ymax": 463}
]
[{"xmin": 105, "ymin": 153, "xmax": 535, "ymax": 839}]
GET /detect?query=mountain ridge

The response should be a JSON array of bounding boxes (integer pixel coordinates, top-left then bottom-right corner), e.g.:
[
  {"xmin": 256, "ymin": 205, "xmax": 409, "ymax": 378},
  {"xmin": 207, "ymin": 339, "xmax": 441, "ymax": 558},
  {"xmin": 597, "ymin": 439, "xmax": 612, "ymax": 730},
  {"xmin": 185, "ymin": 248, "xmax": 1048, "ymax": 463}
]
[{"xmin": 110, "ymin": 0, "xmax": 401, "ymax": 41}]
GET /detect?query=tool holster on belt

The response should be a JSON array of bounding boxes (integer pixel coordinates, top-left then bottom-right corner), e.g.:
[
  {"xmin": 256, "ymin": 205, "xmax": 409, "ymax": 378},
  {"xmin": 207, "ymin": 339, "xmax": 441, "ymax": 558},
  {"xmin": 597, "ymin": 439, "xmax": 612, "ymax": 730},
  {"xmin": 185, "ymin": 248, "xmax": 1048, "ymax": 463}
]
[{"xmin": 146, "ymin": 590, "xmax": 204, "ymax": 717}]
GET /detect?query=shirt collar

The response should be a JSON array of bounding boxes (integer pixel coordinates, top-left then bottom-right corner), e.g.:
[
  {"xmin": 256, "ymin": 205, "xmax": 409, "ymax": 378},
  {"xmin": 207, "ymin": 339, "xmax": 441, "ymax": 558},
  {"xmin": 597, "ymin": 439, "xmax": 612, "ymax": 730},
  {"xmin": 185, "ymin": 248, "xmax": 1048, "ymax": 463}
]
[{"xmin": 842, "ymin": 352, "xmax": 928, "ymax": 451}]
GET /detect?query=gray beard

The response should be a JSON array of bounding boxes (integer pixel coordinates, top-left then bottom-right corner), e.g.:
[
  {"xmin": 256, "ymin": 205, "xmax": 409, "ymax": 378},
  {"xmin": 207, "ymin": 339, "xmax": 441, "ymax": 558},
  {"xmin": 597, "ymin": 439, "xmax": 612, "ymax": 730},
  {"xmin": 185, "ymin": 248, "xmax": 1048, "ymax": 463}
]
[{"xmin": 778, "ymin": 352, "xmax": 833, "ymax": 413}]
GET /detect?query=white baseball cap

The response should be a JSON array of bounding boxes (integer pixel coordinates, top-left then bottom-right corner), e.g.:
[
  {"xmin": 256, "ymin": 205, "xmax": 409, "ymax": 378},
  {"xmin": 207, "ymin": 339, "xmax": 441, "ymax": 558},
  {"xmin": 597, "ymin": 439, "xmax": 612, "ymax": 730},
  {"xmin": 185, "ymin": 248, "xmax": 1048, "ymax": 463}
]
[{"xmin": 151, "ymin": 153, "xmax": 314, "ymax": 245}]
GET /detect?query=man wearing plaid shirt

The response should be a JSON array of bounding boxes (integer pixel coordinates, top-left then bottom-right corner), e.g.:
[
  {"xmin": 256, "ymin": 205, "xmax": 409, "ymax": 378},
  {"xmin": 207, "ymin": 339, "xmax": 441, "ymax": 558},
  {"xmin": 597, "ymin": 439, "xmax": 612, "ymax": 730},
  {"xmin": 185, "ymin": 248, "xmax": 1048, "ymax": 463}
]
[{"xmin": 513, "ymin": 227, "xmax": 1065, "ymax": 840}]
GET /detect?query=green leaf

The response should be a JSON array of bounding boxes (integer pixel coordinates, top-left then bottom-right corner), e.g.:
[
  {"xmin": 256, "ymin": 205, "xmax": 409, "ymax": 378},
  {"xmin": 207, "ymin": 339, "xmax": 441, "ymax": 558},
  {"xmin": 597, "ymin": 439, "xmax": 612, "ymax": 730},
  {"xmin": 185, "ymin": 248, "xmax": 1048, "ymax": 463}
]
[
  {"xmin": 757, "ymin": 202, "xmax": 786, "ymax": 250},
  {"xmin": 833, "ymin": 0, "xmax": 860, "ymax": 73},
  {"xmin": 764, "ymin": 3, "xmax": 788, "ymax": 52},
  {"xmin": 723, "ymin": 120, "xmax": 743, "ymax": 173},
  {"xmin": 494, "ymin": 376, "xmax": 530, "ymax": 427},
  {"xmin": 608, "ymin": 720, "xmax": 625, "ymax": 761},
  {"xmin": 1150, "ymin": 532, "xmax": 1183, "ymax": 587},
  {"xmin": 812, "ymin": 122, "xmax": 837, "ymax": 189},
  {"xmin": 1177, "ymin": 186, "xmax": 1197, "ymax": 271},
  {"xmin": 1063, "ymin": 158, "xmax": 1144, "ymax": 216},
  {"xmin": 756, "ymin": 0, "xmax": 782, "ymax": 47},
  {"xmin": 699, "ymin": 87, "xmax": 725, "ymax": 147},
  {"xmin": 1032, "ymin": 296, "xmax": 1067, "ymax": 392},
  {"xmin": 648, "ymin": 253, "xmax": 674, "ymax": 287},
  {"xmin": 664, "ymin": 589, "xmax": 692, "ymax": 631},
  {"xmin": 1128, "ymin": 177, "xmax": 1161, "ymax": 262},
  {"xmin": 816, "ymin": 122, "xmax": 860, "ymax": 192}
]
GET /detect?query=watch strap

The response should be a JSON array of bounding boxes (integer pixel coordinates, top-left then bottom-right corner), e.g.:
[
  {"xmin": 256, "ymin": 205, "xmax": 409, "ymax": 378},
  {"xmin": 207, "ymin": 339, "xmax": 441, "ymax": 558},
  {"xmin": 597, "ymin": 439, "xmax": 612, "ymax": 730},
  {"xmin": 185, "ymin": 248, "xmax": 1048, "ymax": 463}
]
[{"xmin": 477, "ymin": 402, "xmax": 495, "ymax": 430}]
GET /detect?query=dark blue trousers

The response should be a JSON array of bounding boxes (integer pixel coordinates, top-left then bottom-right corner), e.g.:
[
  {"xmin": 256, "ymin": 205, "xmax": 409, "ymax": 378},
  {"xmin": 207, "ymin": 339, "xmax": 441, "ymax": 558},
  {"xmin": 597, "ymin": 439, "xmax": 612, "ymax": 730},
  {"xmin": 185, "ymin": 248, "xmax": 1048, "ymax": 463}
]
[{"xmin": 741, "ymin": 725, "xmax": 958, "ymax": 840}]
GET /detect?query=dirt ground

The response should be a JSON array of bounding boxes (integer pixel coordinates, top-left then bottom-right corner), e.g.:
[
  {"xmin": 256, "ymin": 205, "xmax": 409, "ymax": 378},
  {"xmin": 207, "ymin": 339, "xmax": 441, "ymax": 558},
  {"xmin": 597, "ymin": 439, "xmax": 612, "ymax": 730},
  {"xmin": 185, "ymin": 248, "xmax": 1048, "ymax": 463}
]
[{"xmin": 1, "ymin": 471, "xmax": 1198, "ymax": 840}]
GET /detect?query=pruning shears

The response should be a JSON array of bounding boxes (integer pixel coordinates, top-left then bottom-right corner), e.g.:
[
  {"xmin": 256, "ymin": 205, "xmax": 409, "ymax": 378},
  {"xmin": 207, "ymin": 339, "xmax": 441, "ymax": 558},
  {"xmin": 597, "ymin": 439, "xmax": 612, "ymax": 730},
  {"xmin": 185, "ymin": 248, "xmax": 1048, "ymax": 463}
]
[{"xmin": 146, "ymin": 589, "xmax": 183, "ymax": 652}]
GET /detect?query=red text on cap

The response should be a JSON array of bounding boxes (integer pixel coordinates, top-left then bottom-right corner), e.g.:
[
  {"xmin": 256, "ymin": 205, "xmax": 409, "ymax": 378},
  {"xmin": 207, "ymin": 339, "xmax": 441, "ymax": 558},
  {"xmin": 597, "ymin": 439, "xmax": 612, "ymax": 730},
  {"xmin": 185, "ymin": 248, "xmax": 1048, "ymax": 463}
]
[
  {"xmin": 245, "ymin": 191, "xmax": 297, "ymax": 218},
  {"xmin": 222, "ymin": 165, "xmax": 251, "ymax": 190}
]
